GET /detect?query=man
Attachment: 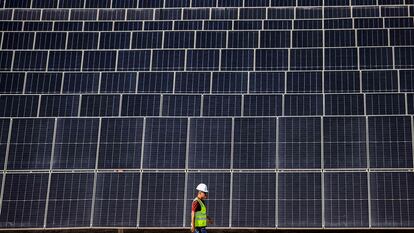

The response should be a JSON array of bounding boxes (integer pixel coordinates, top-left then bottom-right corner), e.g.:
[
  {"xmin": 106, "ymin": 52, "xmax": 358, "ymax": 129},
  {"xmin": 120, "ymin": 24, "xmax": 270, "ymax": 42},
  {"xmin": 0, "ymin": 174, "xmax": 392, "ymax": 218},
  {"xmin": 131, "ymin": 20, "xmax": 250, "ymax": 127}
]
[{"xmin": 191, "ymin": 183, "xmax": 213, "ymax": 233}]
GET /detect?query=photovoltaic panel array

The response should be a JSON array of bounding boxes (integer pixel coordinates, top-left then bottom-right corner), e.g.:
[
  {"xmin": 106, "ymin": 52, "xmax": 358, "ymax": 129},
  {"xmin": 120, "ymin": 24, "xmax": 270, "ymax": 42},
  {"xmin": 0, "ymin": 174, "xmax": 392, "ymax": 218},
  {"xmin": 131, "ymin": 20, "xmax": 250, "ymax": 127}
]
[{"xmin": 0, "ymin": 0, "xmax": 413, "ymax": 229}]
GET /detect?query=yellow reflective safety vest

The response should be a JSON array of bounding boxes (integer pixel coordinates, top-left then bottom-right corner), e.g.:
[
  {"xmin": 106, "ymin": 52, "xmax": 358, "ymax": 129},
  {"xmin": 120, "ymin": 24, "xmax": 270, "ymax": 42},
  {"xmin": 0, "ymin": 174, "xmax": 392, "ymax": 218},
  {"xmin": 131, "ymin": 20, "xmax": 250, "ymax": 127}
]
[{"xmin": 194, "ymin": 197, "xmax": 207, "ymax": 227}]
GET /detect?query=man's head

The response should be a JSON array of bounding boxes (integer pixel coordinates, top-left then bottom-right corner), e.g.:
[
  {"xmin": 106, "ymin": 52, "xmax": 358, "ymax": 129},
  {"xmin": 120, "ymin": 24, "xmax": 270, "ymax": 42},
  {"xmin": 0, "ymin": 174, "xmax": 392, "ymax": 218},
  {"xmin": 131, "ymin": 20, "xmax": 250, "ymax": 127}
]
[{"xmin": 196, "ymin": 183, "xmax": 208, "ymax": 200}]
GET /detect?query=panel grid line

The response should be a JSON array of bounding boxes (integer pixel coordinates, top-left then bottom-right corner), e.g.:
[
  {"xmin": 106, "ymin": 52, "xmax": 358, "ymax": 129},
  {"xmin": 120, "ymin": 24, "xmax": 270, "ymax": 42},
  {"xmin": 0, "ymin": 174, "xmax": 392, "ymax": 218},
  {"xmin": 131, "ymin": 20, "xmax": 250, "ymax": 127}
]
[
  {"xmin": 89, "ymin": 117, "xmax": 102, "ymax": 227},
  {"xmin": 0, "ymin": 119, "xmax": 13, "ymax": 218},
  {"xmin": 42, "ymin": 118, "xmax": 57, "ymax": 228}
]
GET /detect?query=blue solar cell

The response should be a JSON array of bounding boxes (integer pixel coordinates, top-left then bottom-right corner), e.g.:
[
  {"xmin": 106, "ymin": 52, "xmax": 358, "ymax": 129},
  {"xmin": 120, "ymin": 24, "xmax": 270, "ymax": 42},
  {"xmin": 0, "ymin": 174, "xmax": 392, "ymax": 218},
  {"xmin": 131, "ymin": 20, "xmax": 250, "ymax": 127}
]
[
  {"xmin": 221, "ymin": 49, "xmax": 254, "ymax": 71},
  {"xmin": 114, "ymin": 22, "xmax": 142, "ymax": 31},
  {"xmin": 121, "ymin": 94, "xmax": 160, "ymax": 116},
  {"xmin": 164, "ymin": 31, "xmax": 194, "ymax": 48},
  {"xmin": 162, "ymin": 95, "xmax": 201, "ymax": 116},
  {"xmin": 211, "ymin": 8, "xmax": 238, "ymax": 19},
  {"xmin": 67, "ymin": 32, "xmax": 98, "ymax": 49},
  {"xmin": 239, "ymin": 8, "xmax": 266, "ymax": 19},
  {"xmin": 362, "ymin": 70, "xmax": 398, "ymax": 92},
  {"xmin": 324, "ymin": 71, "xmax": 360, "ymax": 93},
  {"xmin": 127, "ymin": 9, "xmax": 154, "ymax": 20},
  {"xmin": 278, "ymin": 173, "xmax": 322, "ymax": 228},
  {"xmin": 155, "ymin": 9, "xmax": 181, "ymax": 20},
  {"xmin": 360, "ymin": 48, "xmax": 393, "ymax": 69},
  {"xmin": 117, "ymin": 50, "xmax": 151, "ymax": 71},
  {"xmin": 0, "ymin": 173, "xmax": 48, "ymax": 228},
  {"xmin": 256, "ymin": 49, "xmax": 289, "ymax": 71},
  {"xmin": 83, "ymin": 51, "xmax": 116, "ymax": 71},
  {"xmin": 175, "ymin": 72, "xmax": 211, "ymax": 93},
  {"xmin": 42, "ymin": 9, "xmax": 69, "ymax": 20},
  {"xmin": 243, "ymin": 95, "xmax": 283, "ymax": 116},
  {"xmin": 183, "ymin": 8, "xmax": 209, "ymax": 19},
  {"xmin": 212, "ymin": 72, "xmax": 248, "ymax": 93},
  {"xmin": 324, "ymin": 172, "xmax": 369, "ymax": 227},
  {"xmin": 218, "ymin": 0, "xmax": 243, "ymax": 7},
  {"xmin": 188, "ymin": 118, "xmax": 232, "ymax": 169},
  {"xmin": 232, "ymin": 173, "xmax": 276, "ymax": 227},
  {"xmin": 325, "ymin": 94, "xmax": 365, "ymax": 115},
  {"xmin": 366, "ymin": 94, "xmax": 406, "ymax": 115},
  {"xmin": 290, "ymin": 49, "xmax": 323, "ymax": 70},
  {"xmin": 143, "ymin": 118, "xmax": 187, "ymax": 169},
  {"xmin": 323, "ymin": 117, "xmax": 367, "ymax": 168},
  {"xmin": 48, "ymin": 51, "xmax": 82, "ymax": 71},
  {"xmin": 13, "ymin": 51, "xmax": 47, "ymax": 71},
  {"xmin": 370, "ymin": 172, "xmax": 414, "ymax": 227},
  {"xmin": 279, "ymin": 117, "xmax": 321, "ymax": 169},
  {"xmin": 325, "ymin": 48, "xmax": 358, "ymax": 70},
  {"xmin": 100, "ymin": 72, "xmax": 137, "ymax": 93},
  {"xmin": 400, "ymin": 70, "xmax": 414, "ymax": 92},
  {"xmin": 5, "ymin": 0, "xmax": 30, "ymax": 8},
  {"xmin": 233, "ymin": 118, "xmax": 277, "ymax": 168},
  {"xmin": 0, "ymin": 72, "xmax": 25, "ymax": 93},
  {"xmin": 0, "ymin": 119, "xmax": 10, "ymax": 168},
  {"xmin": 324, "ymin": 6, "xmax": 351, "ymax": 17},
  {"xmin": 287, "ymin": 72, "xmax": 322, "ymax": 93},
  {"xmin": 139, "ymin": 173, "xmax": 184, "ymax": 227},
  {"xmin": 368, "ymin": 116, "xmax": 413, "ymax": 168},
  {"xmin": 131, "ymin": 32, "xmax": 162, "ymax": 49},
  {"xmin": 84, "ymin": 22, "xmax": 113, "ymax": 31},
  {"xmin": 192, "ymin": 0, "xmax": 216, "ymax": 7},
  {"xmin": 196, "ymin": 31, "xmax": 226, "ymax": 48},
  {"xmin": 139, "ymin": 0, "xmax": 164, "ymax": 8},
  {"xmin": 228, "ymin": 31, "xmax": 258, "ymax": 48},
  {"xmin": 249, "ymin": 72, "xmax": 285, "ymax": 93},
  {"xmin": 0, "ymin": 95, "xmax": 39, "ymax": 117},
  {"xmin": 99, "ymin": 32, "xmax": 130, "ymax": 49},
  {"xmin": 137, "ymin": 72, "xmax": 174, "ymax": 93},
  {"xmin": 284, "ymin": 94, "xmax": 323, "ymax": 116},
  {"xmin": 260, "ymin": 31, "xmax": 290, "ymax": 48},
  {"xmin": 62, "ymin": 72, "xmax": 100, "ymax": 94},
  {"xmin": 112, "ymin": 0, "xmax": 137, "ymax": 8},
  {"xmin": 35, "ymin": 32, "xmax": 66, "ymax": 49},
  {"xmin": 98, "ymin": 9, "xmax": 125, "ymax": 20},
  {"xmin": 93, "ymin": 172, "xmax": 140, "ymax": 227},
  {"xmin": 8, "ymin": 118, "xmax": 54, "ymax": 170},
  {"xmin": 80, "ymin": 95, "xmax": 120, "ymax": 116},
  {"xmin": 395, "ymin": 47, "xmax": 414, "ymax": 69},
  {"xmin": 325, "ymin": 30, "xmax": 355, "ymax": 47},
  {"xmin": 203, "ymin": 95, "xmax": 242, "ymax": 116},
  {"xmin": 39, "ymin": 95, "xmax": 80, "ymax": 117},
  {"xmin": 293, "ymin": 31, "xmax": 323, "ymax": 48},
  {"xmin": 69, "ymin": 9, "xmax": 97, "ymax": 20},
  {"xmin": 85, "ymin": 0, "xmax": 110, "ymax": 8},
  {"xmin": 2, "ymin": 32, "xmax": 34, "ymax": 49},
  {"xmin": 187, "ymin": 50, "xmax": 220, "ymax": 71},
  {"xmin": 59, "ymin": 0, "xmax": 84, "ymax": 8},
  {"xmin": 358, "ymin": 29, "xmax": 389, "ymax": 46},
  {"xmin": 53, "ymin": 118, "xmax": 99, "ymax": 169},
  {"xmin": 268, "ymin": 8, "xmax": 294, "ymax": 19},
  {"xmin": 47, "ymin": 173, "xmax": 94, "ymax": 227},
  {"xmin": 54, "ymin": 22, "xmax": 83, "ymax": 32},
  {"xmin": 98, "ymin": 118, "xmax": 143, "ymax": 169},
  {"xmin": 152, "ymin": 50, "xmax": 185, "ymax": 71}
]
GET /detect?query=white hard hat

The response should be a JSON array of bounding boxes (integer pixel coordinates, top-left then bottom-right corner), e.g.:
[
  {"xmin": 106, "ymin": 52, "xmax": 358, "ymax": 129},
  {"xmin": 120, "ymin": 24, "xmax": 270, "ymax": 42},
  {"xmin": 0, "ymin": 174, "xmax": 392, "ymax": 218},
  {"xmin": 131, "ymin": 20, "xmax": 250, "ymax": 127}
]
[{"xmin": 196, "ymin": 183, "xmax": 208, "ymax": 193}]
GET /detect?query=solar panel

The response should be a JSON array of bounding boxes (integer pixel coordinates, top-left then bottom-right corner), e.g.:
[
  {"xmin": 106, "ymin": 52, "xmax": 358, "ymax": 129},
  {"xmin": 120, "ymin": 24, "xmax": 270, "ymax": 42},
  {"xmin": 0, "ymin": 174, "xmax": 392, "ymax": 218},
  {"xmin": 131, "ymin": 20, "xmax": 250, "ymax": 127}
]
[{"xmin": 0, "ymin": 0, "xmax": 413, "ymax": 230}]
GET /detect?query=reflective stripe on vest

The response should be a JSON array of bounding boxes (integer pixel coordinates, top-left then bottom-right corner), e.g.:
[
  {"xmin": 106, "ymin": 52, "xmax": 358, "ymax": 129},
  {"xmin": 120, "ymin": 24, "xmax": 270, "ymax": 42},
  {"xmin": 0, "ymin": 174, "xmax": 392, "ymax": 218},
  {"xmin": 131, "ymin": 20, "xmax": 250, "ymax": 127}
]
[{"xmin": 194, "ymin": 198, "xmax": 207, "ymax": 227}]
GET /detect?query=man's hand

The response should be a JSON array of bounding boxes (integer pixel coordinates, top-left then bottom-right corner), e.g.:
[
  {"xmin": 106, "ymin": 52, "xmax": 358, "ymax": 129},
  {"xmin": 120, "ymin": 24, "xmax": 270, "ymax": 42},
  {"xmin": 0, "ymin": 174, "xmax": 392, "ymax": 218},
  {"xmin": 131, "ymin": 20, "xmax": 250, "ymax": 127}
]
[
  {"xmin": 191, "ymin": 225, "xmax": 195, "ymax": 233},
  {"xmin": 207, "ymin": 216, "xmax": 213, "ymax": 224}
]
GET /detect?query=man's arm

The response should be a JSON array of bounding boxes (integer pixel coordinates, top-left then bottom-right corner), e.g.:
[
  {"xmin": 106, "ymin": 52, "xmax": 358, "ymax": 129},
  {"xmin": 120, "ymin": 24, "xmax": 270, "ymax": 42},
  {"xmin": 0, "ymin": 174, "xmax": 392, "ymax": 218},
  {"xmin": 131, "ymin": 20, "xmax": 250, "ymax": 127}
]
[{"xmin": 191, "ymin": 211, "xmax": 195, "ymax": 232}]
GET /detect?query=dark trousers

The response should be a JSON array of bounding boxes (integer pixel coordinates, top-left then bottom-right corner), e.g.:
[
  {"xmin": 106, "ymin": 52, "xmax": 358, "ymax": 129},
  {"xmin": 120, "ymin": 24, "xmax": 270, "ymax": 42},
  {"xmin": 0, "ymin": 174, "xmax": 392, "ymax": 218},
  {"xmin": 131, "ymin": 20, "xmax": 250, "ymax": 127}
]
[{"xmin": 195, "ymin": 227, "xmax": 207, "ymax": 233}]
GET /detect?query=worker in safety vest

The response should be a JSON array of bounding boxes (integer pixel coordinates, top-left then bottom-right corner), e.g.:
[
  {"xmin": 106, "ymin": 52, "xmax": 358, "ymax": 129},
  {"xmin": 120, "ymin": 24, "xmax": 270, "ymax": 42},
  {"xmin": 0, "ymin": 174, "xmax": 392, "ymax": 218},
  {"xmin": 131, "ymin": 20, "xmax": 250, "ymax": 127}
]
[{"xmin": 191, "ymin": 183, "xmax": 213, "ymax": 233}]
